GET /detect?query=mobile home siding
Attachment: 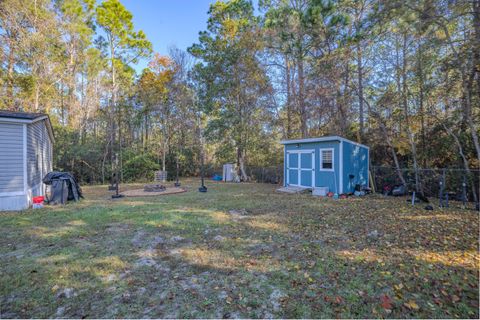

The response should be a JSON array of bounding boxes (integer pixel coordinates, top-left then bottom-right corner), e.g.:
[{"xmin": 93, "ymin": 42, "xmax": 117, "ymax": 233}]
[
  {"xmin": 0, "ymin": 122, "xmax": 24, "ymax": 193},
  {"xmin": 0, "ymin": 111, "xmax": 54, "ymax": 211},
  {"xmin": 27, "ymin": 120, "xmax": 52, "ymax": 196}
]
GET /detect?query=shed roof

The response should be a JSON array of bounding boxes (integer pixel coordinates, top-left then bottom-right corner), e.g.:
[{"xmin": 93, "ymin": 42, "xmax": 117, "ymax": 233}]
[
  {"xmin": 280, "ymin": 135, "xmax": 369, "ymax": 149},
  {"xmin": 0, "ymin": 110, "xmax": 55, "ymax": 143}
]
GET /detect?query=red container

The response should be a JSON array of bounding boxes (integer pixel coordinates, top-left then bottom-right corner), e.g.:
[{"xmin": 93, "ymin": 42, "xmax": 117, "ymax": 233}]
[{"xmin": 32, "ymin": 196, "xmax": 44, "ymax": 204}]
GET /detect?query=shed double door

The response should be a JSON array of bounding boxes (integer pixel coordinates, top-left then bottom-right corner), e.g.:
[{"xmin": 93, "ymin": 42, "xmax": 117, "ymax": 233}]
[{"xmin": 286, "ymin": 150, "xmax": 315, "ymax": 188}]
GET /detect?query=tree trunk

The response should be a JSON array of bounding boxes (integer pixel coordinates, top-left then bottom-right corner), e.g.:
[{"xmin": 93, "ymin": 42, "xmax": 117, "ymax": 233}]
[
  {"xmin": 341, "ymin": 50, "xmax": 350, "ymax": 136},
  {"xmin": 337, "ymin": 91, "xmax": 347, "ymax": 136},
  {"xmin": 474, "ymin": 0, "xmax": 480, "ymax": 96},
  {"xmin": 234, "ymin": 72, "xmax": 248, "ymax": 181},
  {"xmin": 417, "ymin": 45, "xmax": 427, "ymax": 167},
  {"xmin": 285, "ymin": 55, "xmax": 292, "ymax": 138},
  {"xmin": 144, "ymin": 113, "xmax": 149, "ymax": 151},
  {"xmin": 60, "ymin": 85, "xmax": 65, "ymax": 125},
  {"xmin": 118, "ymin": 104, "xmax": 123, "ymax": 182},
  {"xmin": 437, "ymin": 5, "xmax": 480, "ymax": 165},
  {"xmin": 357, "ymin": 43, "xmax": 364, "ymax": 142},
  {"xmin": 468, "ymin": 0, "xmax": 480, "ymax": 164},
  {"xmin": 34, "ymin": 85, "xmax": 40, "ymax": 111},
  {"xmin": 442, "ymin": 123, "xmax": 478, "ymax": 203},
  {"xmin": 162, "ymin": 117, "xmax": 167, "ymax": 182},
  {"xmin": 401, "ymin": 33, "xmax": 420, "ymax": 193},
  {"xmin": 109, "ymin": 36, "xmax": 117, "ymax": 186},
  {"xmin": 375, "ymin": 112, "xmax": 407, "ymax": 187},
  {"xmin": 68, "ymin": 39, "xmax": 77, "ymax": 126},
  {"xmin": 297, "ymin": 55, "xmax": 307, "ymax": 138},
  {"xmin": 237, "ymin": 147, "xmax": 248, "ymax": 181},
  {"xmin": 162, "ymin": 139, "xmax": 167, "ymax": 182},
  {"xmin": 101, "ymin": 141, "xmax": 110, "ymax": 185},
  {"xmin": 7, "ymin": 33, "xmax": 15, "ymax": 109},
  {"xmin": 462, "ymin": 70, "xmax": 480, "ymax": 165}
]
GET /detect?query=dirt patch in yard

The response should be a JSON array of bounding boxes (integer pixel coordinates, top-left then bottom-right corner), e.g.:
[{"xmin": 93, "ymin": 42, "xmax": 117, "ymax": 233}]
[{"xmin": 122, "ymin": 187, "xmax": 186, "ymax": 197}]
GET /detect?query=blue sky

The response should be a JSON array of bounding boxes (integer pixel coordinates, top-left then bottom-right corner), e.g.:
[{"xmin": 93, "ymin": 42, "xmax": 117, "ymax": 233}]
[{"xmin": 121, "ymin": 0, "xmax": 216, "ymax": 72}]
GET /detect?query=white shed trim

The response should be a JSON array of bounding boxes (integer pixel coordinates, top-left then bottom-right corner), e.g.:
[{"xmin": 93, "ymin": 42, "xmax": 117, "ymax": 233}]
[
  {"xmin": 280, "ymin": 135, "xmax": 369, "ymax": 150},
  {"xmin": 366, "ymin": 146, "xmax": 370, "ymax": 188},
  {"xmin": 339, "ymin": 140, "xmax": 343, "ymax": 194},
  {"xmin": 286, "ymin": 149, "xmax": 315, "ymax": 188},
  {"xmin": 319, "ymin": 148, "xmax": 334, "ymax": 172},
  {"xmin": 286, "ymin": 150, "xmax": 289, "ymax": 186}
]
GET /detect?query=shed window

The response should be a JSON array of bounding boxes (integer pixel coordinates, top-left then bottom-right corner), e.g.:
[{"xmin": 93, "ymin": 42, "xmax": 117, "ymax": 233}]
[{"xmin": 321, "ymin": 149, "xmax": 333, "ymax": 170}]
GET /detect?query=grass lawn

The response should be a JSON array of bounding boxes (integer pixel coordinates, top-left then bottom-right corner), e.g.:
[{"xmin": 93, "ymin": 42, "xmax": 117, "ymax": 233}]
[{"xmin": 0, "ymin": 179, "xmax": 478, "ymax": 318}]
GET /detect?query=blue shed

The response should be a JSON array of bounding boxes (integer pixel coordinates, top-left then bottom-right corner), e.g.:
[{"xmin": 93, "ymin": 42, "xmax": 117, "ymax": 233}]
[{"xmin": 281, "ymin": 136, "xmax": 369, "ymax": 194}]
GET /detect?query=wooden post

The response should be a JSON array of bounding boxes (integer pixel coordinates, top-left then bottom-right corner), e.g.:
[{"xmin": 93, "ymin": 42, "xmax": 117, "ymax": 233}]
[
  {"xmin": 111, "ymin": 153, "xmax": 124, "ymax": 198},
  {"xmin": 369, "ymin": 170, "xmax": 376, "ymax": 193}
]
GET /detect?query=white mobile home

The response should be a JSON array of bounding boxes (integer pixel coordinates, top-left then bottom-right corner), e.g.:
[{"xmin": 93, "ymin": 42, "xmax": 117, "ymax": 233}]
[{"xmin": 0, "ymin": 110, "xmax": 54, "ymax": 211}]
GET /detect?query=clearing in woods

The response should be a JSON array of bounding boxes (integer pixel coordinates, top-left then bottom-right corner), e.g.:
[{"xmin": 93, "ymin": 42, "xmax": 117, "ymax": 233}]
[{"xmin": 0, "ymin": 179, "xmax": 478, "ymax": 318}]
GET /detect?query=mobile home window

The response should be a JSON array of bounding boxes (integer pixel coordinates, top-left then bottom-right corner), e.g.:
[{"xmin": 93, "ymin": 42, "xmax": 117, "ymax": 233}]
[{"xmin": 321, "ymin": 149, "xmax": 333, "ymax": 170}]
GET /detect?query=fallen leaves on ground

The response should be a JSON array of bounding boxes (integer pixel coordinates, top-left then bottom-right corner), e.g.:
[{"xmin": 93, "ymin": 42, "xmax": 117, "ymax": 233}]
[{"xmin": 0, "ymin": 180, "xmax": 478, "ymax": 318}]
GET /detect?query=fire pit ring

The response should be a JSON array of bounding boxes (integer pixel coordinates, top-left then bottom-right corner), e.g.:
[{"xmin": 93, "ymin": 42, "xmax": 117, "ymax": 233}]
[{"xmin": 144, "ymin": 184, "xmax": 166, "ymax": 192}]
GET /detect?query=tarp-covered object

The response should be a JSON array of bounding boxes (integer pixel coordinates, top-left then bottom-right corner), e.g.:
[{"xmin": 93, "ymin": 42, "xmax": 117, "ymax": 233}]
[{"xmin": 43, "ymin": 172, "xmax": 83, "ymax": 204}]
